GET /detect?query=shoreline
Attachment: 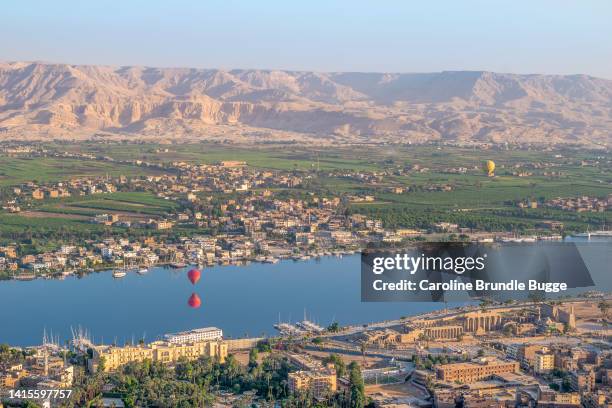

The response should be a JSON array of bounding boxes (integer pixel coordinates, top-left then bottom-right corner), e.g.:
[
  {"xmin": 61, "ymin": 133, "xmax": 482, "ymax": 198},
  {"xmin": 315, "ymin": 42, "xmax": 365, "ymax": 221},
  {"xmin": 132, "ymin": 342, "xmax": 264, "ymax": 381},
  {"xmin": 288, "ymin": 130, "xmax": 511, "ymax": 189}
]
[
  {"xmin": 2, "ymin": 233, "xmax": 605, "ymax": 283},
  {"xmin": 2, "ymin": 295, "xmax": 609, "ymax": 349}
]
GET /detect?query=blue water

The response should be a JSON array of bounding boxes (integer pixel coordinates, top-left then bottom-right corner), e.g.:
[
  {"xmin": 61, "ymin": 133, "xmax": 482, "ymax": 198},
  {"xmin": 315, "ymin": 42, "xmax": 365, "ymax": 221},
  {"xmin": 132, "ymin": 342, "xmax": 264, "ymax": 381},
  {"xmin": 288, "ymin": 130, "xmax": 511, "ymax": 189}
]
[
  {"xmin": 1, "ymin": 237, "xmax": 608, "ymax": 347},
  {"xmin": 0, "ymin": 255, "xmax": 453, "ymax": 346}
]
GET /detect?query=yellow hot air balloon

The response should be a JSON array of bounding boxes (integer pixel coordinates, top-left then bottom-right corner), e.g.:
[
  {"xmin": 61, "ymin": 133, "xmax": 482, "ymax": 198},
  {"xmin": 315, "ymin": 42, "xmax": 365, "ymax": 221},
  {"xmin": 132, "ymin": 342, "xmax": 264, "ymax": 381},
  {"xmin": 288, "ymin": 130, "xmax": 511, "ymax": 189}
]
[{"xmin": 484, "ymin": 160, "xmax": 495, "ymax": 177}]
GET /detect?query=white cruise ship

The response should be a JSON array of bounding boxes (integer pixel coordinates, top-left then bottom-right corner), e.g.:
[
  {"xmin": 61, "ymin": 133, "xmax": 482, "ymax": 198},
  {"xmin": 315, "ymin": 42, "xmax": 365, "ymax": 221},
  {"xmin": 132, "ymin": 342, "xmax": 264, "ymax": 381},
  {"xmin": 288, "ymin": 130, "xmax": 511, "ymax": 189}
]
[{"xmin": 164, "ymin": 327, "xmax": 223, "ymax": 344}]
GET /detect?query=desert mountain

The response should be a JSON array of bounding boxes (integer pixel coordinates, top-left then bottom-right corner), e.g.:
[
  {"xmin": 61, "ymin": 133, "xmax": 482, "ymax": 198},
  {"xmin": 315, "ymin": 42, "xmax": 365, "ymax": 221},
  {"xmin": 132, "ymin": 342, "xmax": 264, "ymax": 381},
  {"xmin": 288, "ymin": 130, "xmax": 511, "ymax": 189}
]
[{"xmin": 0, "ymin": 62, "xmax": 610, "ymax": 145}]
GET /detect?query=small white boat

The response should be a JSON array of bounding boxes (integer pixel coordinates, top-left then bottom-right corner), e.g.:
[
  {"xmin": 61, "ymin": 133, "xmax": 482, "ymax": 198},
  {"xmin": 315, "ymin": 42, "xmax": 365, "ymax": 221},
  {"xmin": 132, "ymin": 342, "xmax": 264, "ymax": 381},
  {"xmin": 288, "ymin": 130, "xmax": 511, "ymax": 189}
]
[
  {"xmin": 112, "ymin": 270, "xmax": 127, "ymax": 278},
  {"xmin": 137, "ymin": 267, "xmax": 149, "ymax": 275},
  {"xmin": 573, "ymin": 229, "xmax": 612, "ymax": 239},
  {"xmin": 169, "ymin": 262, "xmax": 186, "ymax": 268},
  {"xmin": 590, "ymin": 230, "xmax": 612, "ymax": 237}
]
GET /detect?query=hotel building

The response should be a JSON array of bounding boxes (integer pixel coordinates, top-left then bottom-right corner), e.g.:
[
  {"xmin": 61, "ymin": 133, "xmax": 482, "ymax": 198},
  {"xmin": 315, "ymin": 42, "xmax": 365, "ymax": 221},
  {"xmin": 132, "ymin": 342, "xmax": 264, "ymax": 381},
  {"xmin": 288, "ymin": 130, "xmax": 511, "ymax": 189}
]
[
  {"xmin": 89, "ymin": 339, "xmax": 227, "ymax": 373},
  {"xmin": 288, "ymin": 368, "xmax": 337, "ymax": 399},
  {"xmin": 436, "ymin": 358, "xmax": 519, "ymax": 383}
]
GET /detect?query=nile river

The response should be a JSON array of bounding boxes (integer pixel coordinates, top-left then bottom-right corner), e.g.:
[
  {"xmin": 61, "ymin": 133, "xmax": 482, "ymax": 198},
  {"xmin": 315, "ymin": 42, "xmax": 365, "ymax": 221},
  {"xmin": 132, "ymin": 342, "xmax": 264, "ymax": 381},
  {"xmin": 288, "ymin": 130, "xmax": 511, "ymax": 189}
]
[
  {"xmin": 0, "ymin": 237, "xmax": 609, "ymax": 346},
  {"xmin": 0, "ymin": 255, "xmax": 454, "ymax": 346}
]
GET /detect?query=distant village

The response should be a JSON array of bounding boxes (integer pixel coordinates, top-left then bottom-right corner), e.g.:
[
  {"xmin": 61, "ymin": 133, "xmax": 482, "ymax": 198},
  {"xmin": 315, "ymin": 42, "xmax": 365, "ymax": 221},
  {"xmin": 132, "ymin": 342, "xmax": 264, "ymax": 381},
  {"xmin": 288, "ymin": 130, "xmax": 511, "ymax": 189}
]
[
  {"xmin": 0, "ymin": 148, "xmax": 566, "ymax": 280},
  {"xmin": 0, "ymin": 150, "xmax": 391, "ymax": 278}
]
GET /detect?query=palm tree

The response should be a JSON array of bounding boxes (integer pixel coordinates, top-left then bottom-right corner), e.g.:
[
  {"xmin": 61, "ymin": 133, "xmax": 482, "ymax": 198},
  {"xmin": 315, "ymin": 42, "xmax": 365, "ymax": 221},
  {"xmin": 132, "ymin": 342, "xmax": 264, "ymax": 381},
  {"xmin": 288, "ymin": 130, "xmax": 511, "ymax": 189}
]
[
  {"xmin": 598, "ymin": 301, "xmax": 609, "ymax": 319},
  {"xmin": 359, "ymin": 341, "xmax": 367, "ymax": 366},
  {"xmin": 280, "ymin": 379, "xmax": 288, "ymax": 398}
]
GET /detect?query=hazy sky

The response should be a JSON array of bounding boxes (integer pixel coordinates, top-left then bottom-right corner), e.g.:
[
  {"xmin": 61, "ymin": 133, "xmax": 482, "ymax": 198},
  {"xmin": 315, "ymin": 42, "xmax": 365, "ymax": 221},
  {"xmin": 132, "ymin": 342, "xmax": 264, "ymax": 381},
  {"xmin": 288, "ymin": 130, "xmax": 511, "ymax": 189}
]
[{"xmin": 2, "ymin": 0, "xmax": 611, "ymax": 78}]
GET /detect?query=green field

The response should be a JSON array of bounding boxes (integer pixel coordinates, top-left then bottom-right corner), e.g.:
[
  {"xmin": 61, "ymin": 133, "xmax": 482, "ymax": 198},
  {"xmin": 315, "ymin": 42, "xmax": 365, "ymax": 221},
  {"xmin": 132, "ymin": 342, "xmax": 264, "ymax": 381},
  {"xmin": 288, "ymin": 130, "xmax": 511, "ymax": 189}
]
[
  {"xmin": 37, "ymin": 192, "xmax": 179, "ymax": 217},
  {"xmin": 0, "ymin": 213, "xmax": 108, "ymax": 252},
  {"xmin": 0, "ymin": 156, "xmax": 162, "ymax": 186},
  {"xmin": 44, "ymin": 143, "xmax": 383, "ymax": 171},
  {"xmin": 35, "ymin": 141, "xmax": 612, "ymax": 176}
]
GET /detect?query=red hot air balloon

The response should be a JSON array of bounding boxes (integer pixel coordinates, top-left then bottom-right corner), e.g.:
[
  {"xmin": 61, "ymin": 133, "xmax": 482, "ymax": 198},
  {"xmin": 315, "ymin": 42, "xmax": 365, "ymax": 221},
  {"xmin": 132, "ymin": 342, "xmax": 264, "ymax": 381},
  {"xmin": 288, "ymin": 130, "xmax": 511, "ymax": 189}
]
[
  {"xmin": 187, "ymin": 268, "xmax": 201, "ymax": 285},
  {"xmin": 187, "ymin": 293, "xmax": 201, "ymax": 308}
]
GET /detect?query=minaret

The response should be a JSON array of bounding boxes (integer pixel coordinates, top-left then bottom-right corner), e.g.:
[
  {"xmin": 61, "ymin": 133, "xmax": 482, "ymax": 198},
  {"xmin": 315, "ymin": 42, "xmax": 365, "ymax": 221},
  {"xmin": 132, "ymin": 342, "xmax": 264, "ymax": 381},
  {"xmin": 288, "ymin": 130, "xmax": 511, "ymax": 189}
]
[{"xmin": 44, "ymin": 347, "xmax": 49, "ymax": 377}]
